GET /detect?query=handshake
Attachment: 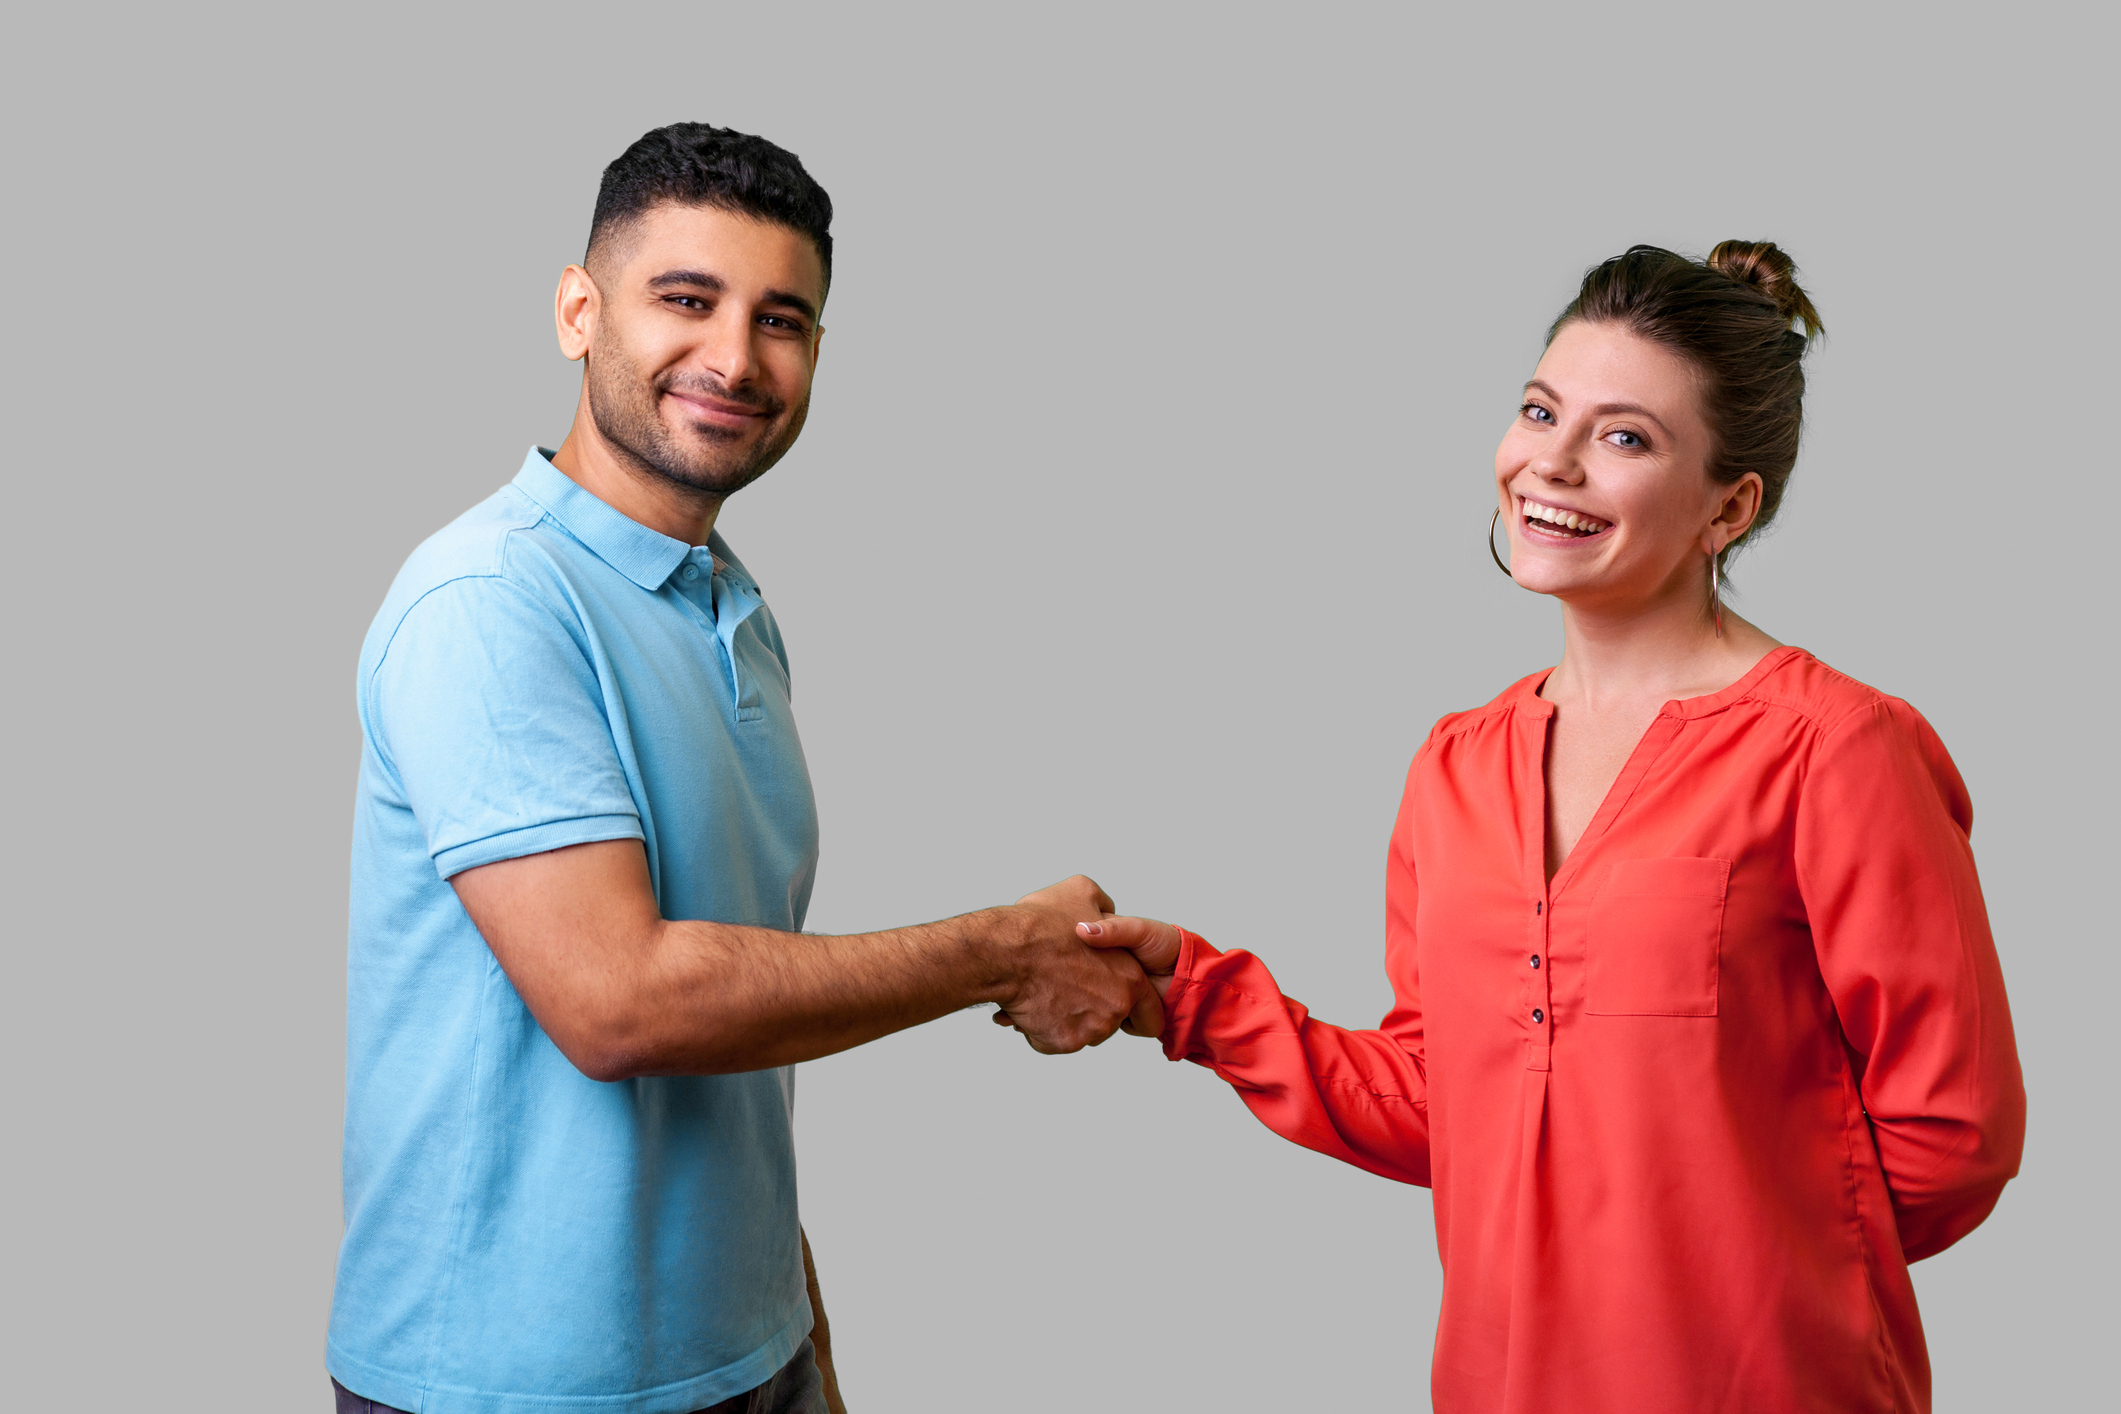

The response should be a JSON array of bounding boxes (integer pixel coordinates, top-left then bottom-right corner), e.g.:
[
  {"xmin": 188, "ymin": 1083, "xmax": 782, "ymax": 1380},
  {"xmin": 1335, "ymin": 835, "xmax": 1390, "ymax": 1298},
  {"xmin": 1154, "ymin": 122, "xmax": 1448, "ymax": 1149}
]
[{"xmin": 984, "ymin": 875, "xmax": 1187, "ymax": 1054}]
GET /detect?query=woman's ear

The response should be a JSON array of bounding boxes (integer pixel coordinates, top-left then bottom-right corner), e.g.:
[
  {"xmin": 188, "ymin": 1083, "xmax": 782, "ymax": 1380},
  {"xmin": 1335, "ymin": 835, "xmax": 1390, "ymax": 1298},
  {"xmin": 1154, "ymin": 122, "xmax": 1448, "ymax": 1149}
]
[{"xmin": 1707, "ymin": 473, "xmax": 1765, "ymax": 554}]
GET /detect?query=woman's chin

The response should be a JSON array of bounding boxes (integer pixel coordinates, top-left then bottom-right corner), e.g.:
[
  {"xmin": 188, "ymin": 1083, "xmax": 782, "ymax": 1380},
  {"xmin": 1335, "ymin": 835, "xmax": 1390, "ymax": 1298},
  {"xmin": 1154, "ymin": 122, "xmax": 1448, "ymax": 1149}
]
[{"xmin": 1508, "ymin": 563, "xmax": 1598, "ymax": 599}]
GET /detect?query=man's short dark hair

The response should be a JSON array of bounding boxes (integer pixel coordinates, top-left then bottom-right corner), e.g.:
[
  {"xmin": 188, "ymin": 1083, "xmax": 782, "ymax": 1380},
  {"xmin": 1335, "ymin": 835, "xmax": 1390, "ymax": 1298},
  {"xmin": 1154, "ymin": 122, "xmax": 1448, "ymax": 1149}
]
[{"xmin": 588, "ymin": 123, "xmax": 833, "ymax": 288}]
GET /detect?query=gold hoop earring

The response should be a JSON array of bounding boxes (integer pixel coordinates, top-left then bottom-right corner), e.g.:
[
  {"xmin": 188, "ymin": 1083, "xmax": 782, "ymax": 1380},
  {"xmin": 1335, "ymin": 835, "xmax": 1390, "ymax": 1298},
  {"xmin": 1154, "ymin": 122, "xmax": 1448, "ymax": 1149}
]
[
  {"xmin": 1489, "ymin": 508, "xmax": 1513, "ymax": 579},
  {"xmin": 1710, "ymin": 550, "xmax": 1725, "ymax": 638}
]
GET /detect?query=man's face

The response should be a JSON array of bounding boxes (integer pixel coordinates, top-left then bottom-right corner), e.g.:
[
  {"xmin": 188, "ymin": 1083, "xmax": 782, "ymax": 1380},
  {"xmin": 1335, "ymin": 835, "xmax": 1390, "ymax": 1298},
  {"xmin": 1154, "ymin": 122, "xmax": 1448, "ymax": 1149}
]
[{"xmin": 582, "ymin": 203, "xmax": 826, "ymax": 497}]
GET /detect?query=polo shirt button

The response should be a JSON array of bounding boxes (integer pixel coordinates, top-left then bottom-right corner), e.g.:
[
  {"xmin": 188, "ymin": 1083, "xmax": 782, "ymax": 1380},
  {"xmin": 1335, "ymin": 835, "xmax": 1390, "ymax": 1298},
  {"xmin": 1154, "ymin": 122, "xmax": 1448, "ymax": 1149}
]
[
  {"xmin": 1532, "ymin": 1008, "xmax": 1545, "ymax": 1024},
  {"xmin": 1529, "ymin": 954, "xmax": 1541, "ymax": 969},
  {"xmin": 681, "ymin": 565, "xmax": 700, "ymax": 581}
]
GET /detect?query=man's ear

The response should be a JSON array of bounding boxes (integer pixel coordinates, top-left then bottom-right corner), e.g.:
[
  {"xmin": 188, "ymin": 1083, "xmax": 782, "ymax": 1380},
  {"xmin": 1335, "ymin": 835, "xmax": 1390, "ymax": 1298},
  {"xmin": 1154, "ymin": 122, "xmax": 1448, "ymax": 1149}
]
[{"xmin": 555, "ymin": 265, "xmax": 599, "ymax": 362}]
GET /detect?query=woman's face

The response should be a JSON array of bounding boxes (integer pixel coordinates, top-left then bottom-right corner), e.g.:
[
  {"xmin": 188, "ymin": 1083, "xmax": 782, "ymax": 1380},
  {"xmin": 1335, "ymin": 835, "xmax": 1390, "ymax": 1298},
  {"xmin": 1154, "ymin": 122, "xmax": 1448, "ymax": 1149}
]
[{"xmin": 1493, "ymin": 320, "xmax": 1759, "ymax": 611}]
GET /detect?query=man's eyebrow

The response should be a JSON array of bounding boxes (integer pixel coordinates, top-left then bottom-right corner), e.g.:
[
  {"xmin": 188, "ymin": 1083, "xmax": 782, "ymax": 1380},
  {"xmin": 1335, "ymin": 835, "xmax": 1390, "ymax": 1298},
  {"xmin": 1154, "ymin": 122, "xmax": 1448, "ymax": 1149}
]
[
  {"xmin": 646, "ymin": 269, "xmax": 726, "ymax": 293},
  {"xmin": 644, "ymin": 270, "xmax": 817, "ymax": 324},
  {"xmin": 759, "ymin": 288, "xmax": 819, "ymax": 324},
  {"xmin": 1522, "ymin": 381, "xmax": 1672, "ymax": 435}
]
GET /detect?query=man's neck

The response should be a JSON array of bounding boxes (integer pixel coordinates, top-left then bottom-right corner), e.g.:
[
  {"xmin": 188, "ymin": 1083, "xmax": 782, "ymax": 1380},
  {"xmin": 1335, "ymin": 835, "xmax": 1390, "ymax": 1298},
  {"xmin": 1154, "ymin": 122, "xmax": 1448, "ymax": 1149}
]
[{"xmin": 549, "ymin": 400, "xmax": 722, "ymax": 547}]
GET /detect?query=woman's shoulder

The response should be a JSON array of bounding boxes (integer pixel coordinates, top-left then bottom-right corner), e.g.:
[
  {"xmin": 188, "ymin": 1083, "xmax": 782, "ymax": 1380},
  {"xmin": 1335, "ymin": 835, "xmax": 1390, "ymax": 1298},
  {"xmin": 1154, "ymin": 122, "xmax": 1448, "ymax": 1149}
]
[
  {"xmin": 1417, "ymin": 667, "xmax": 1552, "ymax": 755},
  {"xmin": 1747, "ymin": 647, "xmax": 1924, "ymax": 739},
  {"xmin": 1751, "ymin": 651, "xmax": 1967, "ymax": 796},
  {"xmin": 1757, "ymin": 652, "xmax": 1974, "ymax": 832}
]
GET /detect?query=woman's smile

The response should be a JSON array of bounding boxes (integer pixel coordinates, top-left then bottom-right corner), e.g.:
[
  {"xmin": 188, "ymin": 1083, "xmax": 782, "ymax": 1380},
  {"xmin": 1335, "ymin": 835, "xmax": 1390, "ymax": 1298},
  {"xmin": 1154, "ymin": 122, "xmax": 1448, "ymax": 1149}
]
[{"xmin": 1519, "ymin": 495, "xmax": 1612, "ymax": 541}]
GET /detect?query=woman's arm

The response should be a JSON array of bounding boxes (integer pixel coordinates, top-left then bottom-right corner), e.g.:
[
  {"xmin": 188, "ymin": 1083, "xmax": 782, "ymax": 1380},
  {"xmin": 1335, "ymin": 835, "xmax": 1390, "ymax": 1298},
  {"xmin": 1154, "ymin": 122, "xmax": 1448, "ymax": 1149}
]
[
  {"xmin": 1796, "ymin": 697, "xmax": 2027, "ymax": 1260},
  {"xmin": 1081, "ymin": 823, "xmax": 1433, "ymax": 1186}
]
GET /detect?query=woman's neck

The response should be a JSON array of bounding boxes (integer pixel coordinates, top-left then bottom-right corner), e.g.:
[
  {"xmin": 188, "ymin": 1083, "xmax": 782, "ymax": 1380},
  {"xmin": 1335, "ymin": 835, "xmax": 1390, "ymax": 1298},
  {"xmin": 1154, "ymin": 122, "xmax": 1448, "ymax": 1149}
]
[{"xmin": 1542, "ymin": 576, "xmax": 1781, "ymax": 712}]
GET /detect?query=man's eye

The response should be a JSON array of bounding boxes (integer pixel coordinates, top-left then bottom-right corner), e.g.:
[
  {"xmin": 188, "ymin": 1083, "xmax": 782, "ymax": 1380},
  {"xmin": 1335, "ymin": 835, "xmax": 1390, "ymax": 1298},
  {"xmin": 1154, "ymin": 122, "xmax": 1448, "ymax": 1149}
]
[
  {"xmin": 1520, "ymin": 402, "xmax": 1554, "ymax": 424},
  {"xmin": 759, "ymin": 315, "xmax": 803, "ymax": 332},
  {"xmin": 667, "ymin": 296, "xmax": 709, "ymax": 311}
]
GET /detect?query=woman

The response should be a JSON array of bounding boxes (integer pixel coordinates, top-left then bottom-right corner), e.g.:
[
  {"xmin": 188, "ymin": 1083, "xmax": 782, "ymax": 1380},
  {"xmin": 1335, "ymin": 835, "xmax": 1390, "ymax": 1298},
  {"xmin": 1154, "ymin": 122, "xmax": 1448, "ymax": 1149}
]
[{"xmin": 1071, "ymin": 244, "xmax": 2024, "ymax": 1412}]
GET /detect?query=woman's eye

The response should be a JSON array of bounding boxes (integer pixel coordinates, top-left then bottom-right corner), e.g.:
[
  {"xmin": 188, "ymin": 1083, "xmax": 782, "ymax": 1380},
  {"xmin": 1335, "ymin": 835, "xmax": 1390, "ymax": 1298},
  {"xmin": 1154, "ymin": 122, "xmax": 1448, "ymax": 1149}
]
[
  {"xmin": 1606, "ymin": 430, "xmax": 1644, "ymax": 449},
  {"xmin": 1520, "ymin": 402, "xmax": 1554, "ymax": 424}
]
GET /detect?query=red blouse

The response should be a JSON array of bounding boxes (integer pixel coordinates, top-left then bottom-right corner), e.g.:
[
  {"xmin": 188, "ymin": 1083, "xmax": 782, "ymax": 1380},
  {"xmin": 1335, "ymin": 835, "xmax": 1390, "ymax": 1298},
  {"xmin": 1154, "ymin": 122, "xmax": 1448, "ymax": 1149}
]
[{"xmin": 1159, "ymin": 648, "xmax": 2023, "ymax": 1413}]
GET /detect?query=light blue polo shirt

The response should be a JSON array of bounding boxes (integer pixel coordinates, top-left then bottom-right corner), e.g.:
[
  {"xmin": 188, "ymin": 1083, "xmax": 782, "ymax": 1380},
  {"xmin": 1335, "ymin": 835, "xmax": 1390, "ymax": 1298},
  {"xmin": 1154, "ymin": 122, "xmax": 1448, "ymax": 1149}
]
[{"xmin": 330, "ymin": 449, "xmax": 820, "ymax": 1414}]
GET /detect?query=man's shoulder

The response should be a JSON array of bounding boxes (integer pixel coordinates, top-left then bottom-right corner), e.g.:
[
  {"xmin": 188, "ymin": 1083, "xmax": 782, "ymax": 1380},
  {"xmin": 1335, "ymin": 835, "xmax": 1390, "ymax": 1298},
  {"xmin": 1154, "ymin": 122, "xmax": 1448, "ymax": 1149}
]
[
  {"xmin": 358, "ymin": 486, "xmax": 576, "ymax": 677},
  {"xmin": 394, "ymin": 483, "xmax": 549, "ymax": 591}
]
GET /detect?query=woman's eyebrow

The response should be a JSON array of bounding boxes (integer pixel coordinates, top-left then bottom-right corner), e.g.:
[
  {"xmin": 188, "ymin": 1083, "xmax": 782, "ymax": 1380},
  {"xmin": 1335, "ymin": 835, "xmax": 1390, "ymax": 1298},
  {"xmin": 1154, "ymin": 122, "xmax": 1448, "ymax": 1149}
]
[
  {"xmin": 1587, "ymin": 402, "xmax": 1671, "ymax": 434},
  {"xmin": 1524, "ymin": 381, "xmax": 1672, "ymax": 435}
]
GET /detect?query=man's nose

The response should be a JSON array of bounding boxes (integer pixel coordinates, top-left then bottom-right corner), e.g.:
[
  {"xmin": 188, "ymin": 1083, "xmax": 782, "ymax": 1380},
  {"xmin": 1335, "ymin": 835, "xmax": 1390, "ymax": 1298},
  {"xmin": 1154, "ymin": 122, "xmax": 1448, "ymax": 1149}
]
[{"xmin": 697, "ymin": 309, "xmax": 760, "ymax": 387}]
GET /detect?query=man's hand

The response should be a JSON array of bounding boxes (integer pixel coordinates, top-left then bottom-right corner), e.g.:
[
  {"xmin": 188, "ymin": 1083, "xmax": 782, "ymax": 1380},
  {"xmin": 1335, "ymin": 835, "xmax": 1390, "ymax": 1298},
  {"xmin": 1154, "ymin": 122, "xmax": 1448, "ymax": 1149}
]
[{"xmin": 988, "ymin": 877, "xmax": 1164, "ymax": 1052}]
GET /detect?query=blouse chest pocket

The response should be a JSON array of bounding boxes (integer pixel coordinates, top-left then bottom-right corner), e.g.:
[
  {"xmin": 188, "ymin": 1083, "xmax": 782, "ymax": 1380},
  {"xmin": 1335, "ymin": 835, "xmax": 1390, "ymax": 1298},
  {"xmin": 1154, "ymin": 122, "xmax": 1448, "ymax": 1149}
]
[{"xmin": 1585, "ymin": 857, "xmax": 1730, "ymax": 1017}]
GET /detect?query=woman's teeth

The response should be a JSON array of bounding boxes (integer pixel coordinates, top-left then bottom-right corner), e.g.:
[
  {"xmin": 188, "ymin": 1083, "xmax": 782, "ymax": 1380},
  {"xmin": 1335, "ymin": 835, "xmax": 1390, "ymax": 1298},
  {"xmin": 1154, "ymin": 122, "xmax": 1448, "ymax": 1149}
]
[{"xmin": 1522, "ymin": 500, "xmax": 1609, "ymax": 537}]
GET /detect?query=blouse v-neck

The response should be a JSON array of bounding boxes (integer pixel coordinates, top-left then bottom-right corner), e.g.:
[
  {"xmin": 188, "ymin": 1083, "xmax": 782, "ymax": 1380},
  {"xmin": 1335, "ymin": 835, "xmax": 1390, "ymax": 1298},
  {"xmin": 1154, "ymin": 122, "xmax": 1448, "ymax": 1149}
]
[{"xmin": 1528, "ymin": 645, "xmax": 1803, "ymax": 896}]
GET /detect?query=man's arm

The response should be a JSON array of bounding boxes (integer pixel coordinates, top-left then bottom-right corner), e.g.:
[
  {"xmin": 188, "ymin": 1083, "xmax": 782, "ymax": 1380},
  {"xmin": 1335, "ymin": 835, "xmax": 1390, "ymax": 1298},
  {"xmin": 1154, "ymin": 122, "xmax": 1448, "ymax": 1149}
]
[{"xmin": 450, "ymin": 838, "xmax": 1158, "ymax": 1080}]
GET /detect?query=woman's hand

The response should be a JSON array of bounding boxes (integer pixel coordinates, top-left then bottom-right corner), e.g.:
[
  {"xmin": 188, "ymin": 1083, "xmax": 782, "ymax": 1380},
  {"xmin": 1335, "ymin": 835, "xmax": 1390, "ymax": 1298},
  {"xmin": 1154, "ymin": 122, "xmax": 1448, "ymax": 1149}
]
[
  {"xmin": 1078, "ymin": 916, "xmax": 1183, "ymax": 1033},
  {"xmin": 1077, "ymin": 914, "xmax": 1182, "ymax": 981}
]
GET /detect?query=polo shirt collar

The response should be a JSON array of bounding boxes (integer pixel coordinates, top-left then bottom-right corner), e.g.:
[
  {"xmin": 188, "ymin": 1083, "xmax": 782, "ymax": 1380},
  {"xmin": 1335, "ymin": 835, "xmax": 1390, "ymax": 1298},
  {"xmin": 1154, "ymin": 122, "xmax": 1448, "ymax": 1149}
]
[{"xmin": 511, "ymin": 447, "xmax": 692, "ymax": 591}]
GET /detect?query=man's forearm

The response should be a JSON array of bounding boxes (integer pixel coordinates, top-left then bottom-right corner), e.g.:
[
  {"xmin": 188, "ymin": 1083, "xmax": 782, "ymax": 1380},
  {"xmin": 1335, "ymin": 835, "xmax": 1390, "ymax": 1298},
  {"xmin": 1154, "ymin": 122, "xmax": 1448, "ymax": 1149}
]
[
  {"xmin": 453, "ymin": 843, "xmax": 1145, "ymax": 1078},
  {"xmin": 605, "ymin": 908, "xmax": 1022, "ymax": 1077}
]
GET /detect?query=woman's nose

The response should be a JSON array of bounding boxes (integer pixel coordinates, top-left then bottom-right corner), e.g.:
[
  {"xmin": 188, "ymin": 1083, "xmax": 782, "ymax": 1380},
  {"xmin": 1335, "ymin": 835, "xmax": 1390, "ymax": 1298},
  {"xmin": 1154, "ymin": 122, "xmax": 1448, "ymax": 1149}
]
[{"xmin": 1531, "ymin": 446, "xmax": 1586, "ymax": 484}]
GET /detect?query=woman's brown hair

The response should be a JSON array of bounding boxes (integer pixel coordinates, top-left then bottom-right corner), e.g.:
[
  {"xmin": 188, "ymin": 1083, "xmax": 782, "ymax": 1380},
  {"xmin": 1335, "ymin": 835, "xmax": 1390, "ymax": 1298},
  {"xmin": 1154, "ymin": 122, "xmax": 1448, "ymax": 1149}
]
[{"xmin": 1550, "ymin": 241, "xmax": 1824, "ymax": 567}]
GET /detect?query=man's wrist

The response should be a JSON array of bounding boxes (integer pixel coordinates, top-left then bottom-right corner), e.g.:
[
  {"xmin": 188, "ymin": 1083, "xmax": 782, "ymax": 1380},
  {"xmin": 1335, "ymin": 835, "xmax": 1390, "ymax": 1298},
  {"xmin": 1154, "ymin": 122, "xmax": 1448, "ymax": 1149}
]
[{"xmin": 942, "ymin": 904, "xmax": 1032, "ymax": 1007}]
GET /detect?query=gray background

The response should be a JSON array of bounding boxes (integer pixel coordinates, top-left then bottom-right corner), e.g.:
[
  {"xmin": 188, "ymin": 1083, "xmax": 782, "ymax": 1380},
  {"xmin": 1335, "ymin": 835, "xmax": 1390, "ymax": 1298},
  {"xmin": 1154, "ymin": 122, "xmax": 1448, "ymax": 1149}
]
[{"xmin": 6, "ymin": 3, "xmax": 2109, "ymax": 1409}]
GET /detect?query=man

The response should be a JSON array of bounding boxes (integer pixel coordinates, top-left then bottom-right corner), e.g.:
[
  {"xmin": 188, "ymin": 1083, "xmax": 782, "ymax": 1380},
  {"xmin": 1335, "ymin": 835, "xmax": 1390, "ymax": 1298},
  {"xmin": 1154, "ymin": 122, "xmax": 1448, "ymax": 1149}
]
[{"xmin": 329, "ymin": 124, "xmax": 1157, "ymax": 1414}]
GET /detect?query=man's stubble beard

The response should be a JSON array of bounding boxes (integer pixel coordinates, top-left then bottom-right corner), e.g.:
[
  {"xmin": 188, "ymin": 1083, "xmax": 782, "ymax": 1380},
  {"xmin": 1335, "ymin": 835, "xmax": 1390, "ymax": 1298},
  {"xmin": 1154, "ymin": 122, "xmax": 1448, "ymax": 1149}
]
[{"xmin": 584, "ymin": 333, "xmax": 809, "ymax": 500}]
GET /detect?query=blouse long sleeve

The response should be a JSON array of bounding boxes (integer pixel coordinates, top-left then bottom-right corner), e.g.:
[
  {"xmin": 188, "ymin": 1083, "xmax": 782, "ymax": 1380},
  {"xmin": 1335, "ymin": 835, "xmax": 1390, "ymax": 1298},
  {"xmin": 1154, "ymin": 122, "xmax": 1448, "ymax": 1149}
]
[
  {"xmin": 1157, "ymin": 807, "xmax": 1432, "ymax": 1187},
  {"xmin": 1147, "ymin": 652, "xmax": 2022, "ymax": 1410},
  {"xmin": 1795, "ymin": 697, "xmax": 2027, "ymax": 1262}
]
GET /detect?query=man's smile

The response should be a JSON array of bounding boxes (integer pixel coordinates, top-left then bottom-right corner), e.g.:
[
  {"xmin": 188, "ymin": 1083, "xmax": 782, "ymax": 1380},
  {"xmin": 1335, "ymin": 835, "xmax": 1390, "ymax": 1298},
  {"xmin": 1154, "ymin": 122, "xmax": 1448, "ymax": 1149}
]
[{"xmin": 664, "ymin": 388, "xmax": 770, "ymax": 431}]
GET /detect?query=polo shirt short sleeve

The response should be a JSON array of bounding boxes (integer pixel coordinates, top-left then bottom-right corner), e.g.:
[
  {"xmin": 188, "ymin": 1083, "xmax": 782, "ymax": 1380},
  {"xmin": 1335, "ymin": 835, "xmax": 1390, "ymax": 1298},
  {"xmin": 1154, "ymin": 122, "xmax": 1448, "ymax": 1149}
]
[
  {"xmin": 330, "ymin": 450, "xmax": 821, "ymax": 1414},
  {"xmin": 371, "ymin": 573, "xmax": 644, "ymax": 879}
]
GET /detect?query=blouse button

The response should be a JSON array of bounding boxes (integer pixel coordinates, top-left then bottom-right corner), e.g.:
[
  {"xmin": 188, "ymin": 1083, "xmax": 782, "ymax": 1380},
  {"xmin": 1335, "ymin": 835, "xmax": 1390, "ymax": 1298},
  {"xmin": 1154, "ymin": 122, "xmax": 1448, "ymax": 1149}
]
[
  {"xmin": 1529, "ymin": 954, "xmax": 1541, "ymax": 969},
  {"xmin": 1532, "ymin": 1008, "xmax": 1545, "ymax": 1024}
]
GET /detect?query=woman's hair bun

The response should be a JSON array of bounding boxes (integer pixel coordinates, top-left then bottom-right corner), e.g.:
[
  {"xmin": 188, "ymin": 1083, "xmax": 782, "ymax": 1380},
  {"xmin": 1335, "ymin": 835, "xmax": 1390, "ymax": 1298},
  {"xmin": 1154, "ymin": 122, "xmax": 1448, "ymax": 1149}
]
[{"xmin": 1707, "ymin": 240, "xmax": 1824, "ymax": 339}]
